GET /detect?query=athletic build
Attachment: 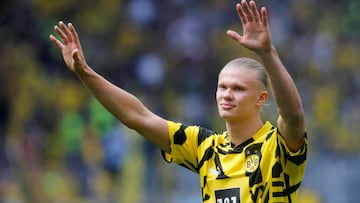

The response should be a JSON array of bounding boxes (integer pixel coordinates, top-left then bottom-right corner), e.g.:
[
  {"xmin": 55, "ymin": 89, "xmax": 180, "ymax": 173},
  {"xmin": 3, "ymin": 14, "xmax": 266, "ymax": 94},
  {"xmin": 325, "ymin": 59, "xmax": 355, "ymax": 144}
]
[{"xmin": 50, "ymin": 1, "xmax": 307, "ymax": 202}]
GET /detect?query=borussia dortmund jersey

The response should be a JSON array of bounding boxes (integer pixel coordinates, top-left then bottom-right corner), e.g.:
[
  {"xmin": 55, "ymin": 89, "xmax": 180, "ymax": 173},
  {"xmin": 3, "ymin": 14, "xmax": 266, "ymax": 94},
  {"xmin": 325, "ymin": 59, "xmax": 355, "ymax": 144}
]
[{"xmin": 162, "ymin": 121, "xmax": 307, "ymax": 203}]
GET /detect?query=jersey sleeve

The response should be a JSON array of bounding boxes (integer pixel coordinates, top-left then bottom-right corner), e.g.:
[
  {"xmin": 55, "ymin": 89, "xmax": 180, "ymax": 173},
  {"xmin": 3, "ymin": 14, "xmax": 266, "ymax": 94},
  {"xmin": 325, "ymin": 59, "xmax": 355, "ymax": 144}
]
[
  {"xmin": 276, "ymin": 131, "xmax": 308, "ymax": 185},
  {"xmin": 162, "ymin": 121, "xmax": 200, "ymax": 173},
  {"xmin": 277, "ymin": 132, "xmax": 307, "ymax": 164}
]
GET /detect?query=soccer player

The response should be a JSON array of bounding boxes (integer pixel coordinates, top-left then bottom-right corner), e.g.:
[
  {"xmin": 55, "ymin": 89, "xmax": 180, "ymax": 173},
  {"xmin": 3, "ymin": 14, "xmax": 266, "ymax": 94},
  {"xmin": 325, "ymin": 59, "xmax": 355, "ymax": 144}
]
[{"xmin": 49, "ymin": 0, "xmax": 307, "ymax": 202}]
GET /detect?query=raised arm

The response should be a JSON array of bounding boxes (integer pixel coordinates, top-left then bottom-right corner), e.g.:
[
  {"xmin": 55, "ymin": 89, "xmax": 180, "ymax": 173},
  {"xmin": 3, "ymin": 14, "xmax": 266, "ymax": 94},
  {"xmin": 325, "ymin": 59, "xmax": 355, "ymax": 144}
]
[
  {"xmin": 227, "ymin": 0, "xmax": 305, "ymax": 151},
  {"xmin": 49, "ymin": 21, "xmax": 170, "ymax": 152}
]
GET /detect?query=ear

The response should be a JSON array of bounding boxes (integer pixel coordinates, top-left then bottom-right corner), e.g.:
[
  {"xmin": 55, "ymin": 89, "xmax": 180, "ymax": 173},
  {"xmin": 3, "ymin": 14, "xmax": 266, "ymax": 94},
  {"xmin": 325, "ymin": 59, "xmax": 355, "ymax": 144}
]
[{"xmin": 256, "ymin": 91, "xmax": 269, "ymax": 107}]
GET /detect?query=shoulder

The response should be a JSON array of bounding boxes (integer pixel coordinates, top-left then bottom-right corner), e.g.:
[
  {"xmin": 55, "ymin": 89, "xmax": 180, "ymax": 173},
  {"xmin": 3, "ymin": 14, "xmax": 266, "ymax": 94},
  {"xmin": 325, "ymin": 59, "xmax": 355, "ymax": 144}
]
[{"xmin": 167, "ymin": 120, "xmax": 222, "ymax": 144}]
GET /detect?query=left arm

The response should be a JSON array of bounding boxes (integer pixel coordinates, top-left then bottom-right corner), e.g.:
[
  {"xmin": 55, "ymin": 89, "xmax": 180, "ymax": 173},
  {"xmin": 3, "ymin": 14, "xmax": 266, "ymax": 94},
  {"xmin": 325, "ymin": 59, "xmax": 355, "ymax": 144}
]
[
  {"xmin": 258, "ymin": 47, "xmax": 305, "ymax": 151},
  {"xmin": 227, "ymin": 0, "xmax": 305, "ymax": 151}
]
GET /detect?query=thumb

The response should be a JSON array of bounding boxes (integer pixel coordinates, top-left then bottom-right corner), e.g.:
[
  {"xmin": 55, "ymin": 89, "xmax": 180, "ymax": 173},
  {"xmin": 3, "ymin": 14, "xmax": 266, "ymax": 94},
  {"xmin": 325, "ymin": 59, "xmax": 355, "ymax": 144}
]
[
  {"xmin": 72, "ymin": 49, "xmax": 84, "ymax": 70},
  {"xmin": 226, "ymin": 30, "xmax": 242, "ymax": 42}
]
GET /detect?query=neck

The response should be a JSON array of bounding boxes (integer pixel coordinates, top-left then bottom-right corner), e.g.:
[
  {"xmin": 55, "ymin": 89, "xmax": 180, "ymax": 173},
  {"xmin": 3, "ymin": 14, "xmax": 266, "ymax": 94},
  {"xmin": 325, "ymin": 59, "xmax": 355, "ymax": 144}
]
[{"xmin": 225, "ymin": 117, "xmax": 264, "ymax": 146}]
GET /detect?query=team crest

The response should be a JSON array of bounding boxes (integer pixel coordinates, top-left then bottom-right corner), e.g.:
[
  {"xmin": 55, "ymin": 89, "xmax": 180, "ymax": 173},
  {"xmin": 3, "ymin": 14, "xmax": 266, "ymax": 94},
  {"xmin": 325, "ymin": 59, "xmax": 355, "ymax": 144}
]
[{"xmin": 245, "ymin": 154, "xmax": 260, "ymax": 173}]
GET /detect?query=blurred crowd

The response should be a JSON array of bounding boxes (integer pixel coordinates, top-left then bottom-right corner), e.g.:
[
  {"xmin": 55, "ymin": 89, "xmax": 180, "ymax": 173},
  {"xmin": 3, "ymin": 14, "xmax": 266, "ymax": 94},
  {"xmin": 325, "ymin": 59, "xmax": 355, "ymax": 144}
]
[{"xmin": 0, "ymin": 0, "xmax": 359, "ymax": 202}]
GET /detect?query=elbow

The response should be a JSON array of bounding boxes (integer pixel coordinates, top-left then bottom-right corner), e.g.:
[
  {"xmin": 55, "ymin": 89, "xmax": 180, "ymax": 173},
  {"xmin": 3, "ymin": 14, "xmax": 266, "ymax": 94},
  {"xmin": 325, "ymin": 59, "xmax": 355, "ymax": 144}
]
[
  {"xmin": 118, "ymin": 109, "xmax": 151, "ymax": 130},
  {"xmin": 279, "ymin": 107, "xmax": 305, "ymax": 126},
  {"xmin": 120, "ymin": 115, "xmax": 142, "ymax": 130}
]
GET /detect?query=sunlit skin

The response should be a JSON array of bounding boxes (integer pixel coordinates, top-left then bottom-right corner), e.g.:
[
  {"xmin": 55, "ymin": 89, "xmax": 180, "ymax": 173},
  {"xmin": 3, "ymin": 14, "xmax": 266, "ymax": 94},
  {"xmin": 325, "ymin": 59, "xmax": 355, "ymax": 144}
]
[{"xmin": 49, "ymin": 0, "xmax": 305, "ymax": 152}]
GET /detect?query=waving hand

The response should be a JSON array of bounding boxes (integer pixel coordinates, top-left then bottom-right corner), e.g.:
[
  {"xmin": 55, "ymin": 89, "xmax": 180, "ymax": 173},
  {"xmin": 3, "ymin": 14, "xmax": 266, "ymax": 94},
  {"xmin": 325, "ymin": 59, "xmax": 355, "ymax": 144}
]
[
  {"xmin": 49, "ymin": 21, "xmax": 88, "ymax": 73},
  {"xmin": 227, "ymin": 0, "xmax": 272, "ymax": 54}
]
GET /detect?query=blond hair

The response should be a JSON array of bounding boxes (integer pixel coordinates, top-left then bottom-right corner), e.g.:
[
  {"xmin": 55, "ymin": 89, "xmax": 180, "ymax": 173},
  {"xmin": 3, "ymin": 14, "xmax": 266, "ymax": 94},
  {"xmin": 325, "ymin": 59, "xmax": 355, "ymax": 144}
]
[{"xmin": 223, "ymin": 57, "xmax": 268, "ymax": 89}]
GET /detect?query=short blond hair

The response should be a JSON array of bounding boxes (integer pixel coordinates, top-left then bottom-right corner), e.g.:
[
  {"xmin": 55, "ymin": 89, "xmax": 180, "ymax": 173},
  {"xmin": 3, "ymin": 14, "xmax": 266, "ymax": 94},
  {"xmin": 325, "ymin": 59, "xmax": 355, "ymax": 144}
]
[{"xmin": 223, "ymin": 57, "xmax": 268, "ymax": 89}]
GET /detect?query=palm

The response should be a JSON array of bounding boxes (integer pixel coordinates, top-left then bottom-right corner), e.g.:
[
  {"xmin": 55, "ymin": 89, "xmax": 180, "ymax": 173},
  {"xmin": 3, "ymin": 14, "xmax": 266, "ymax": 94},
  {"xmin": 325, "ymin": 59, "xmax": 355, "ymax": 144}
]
[
  {"xmin": 227, "ymin": 1, "xmax": 272, "ymax": 54},
  {"xmin": 241, "ymin": 21, "xmax": 271, "ymax": 52},
  {"xmin": 60, "ymin": 42, "xmax": 76, "ymax": 71}
]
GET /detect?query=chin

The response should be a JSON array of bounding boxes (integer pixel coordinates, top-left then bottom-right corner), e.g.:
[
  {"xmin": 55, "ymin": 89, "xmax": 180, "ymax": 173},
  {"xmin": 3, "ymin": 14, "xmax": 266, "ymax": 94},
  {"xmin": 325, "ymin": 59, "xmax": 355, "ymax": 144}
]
[
  {"xmin": 219, "ymin": 110, "xmax": 243, "ymax": 121},
  {"xmin": 219, "ymin": 112, "xmax": 233, "ymax": 120}
]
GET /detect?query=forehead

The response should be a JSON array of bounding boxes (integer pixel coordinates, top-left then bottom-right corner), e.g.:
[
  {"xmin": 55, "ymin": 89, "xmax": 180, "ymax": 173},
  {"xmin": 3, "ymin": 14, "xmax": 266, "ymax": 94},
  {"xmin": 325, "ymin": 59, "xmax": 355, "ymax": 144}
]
[{"xmin": 218, "ymin": 65, "xmax": 259, "ymax": 82}]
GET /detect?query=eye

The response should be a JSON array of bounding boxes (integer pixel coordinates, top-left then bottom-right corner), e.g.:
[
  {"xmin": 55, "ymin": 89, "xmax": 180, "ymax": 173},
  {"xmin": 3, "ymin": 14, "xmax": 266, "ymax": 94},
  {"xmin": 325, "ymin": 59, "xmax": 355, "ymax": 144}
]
[
  {"xmin": 218, "ymin": 84, "xmax": 226, "ymax": 90},
  {"xmin": 233, "ymin": 85, "xmax": 244, "ymax": 91}
]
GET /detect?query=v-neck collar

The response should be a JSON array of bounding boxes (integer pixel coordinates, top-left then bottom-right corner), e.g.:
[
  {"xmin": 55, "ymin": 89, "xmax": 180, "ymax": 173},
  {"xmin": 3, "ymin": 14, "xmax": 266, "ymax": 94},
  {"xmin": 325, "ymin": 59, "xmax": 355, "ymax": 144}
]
[{"xmin": 227, "ymin": 121, "xmax": 273, "ymax": 150}]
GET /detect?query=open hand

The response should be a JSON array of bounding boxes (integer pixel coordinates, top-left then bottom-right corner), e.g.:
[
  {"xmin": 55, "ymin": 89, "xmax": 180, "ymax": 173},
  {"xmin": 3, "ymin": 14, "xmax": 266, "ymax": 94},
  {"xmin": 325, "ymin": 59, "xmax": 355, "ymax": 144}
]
[
  {"xmin": 227, "ymin": 0, "xmax": 273, "ymax": 55},
  {"xmin": 49, "ymin": 21, "xmax": 88, "ymax": 73}
]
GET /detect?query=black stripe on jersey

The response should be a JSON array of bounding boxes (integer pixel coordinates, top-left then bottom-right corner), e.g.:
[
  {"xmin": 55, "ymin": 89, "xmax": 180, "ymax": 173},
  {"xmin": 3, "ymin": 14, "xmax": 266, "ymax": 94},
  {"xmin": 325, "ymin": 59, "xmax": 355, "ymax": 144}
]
[
  {"xmin": 272, "ymin": 161, "xmax": 283, "ymax": 178},
  {"xmin": 247, "ymin": 166, "xmax": 263, "ymax": 187},
  {"xmin": 234, "ymin": 138, "xmax": 254, "ymax": 152},
  {"xmin": 198, "ymin": 144, "xmax": 215, "ymax": 170},
  {"xmin": 214, "ymin": 152, "xmax": 229, "ymax": 179},
  {"xmin": 219, "ymin": 142, "xmax": 231, "ymax": 148},
  {"xmin": 202, "ymin": 175, "xmax": 211, "ymax": 202},
  {"xmin": 174, "ymin": 124, "xmax": 188, "ymax": 145},
  {"xmin": 277, "ymin": 131, "xmax": 308, "ymax": 166},
  {"xmin": 265, "ymin": 127, "xmax": 275, "ymax": 141},
  {"xmin": 272, "ymin": 181, "xmax": 284, "ymax": 187},
  {"xmin": 198, "ymin": 127, "xmax": 216, "ymax": 146},
  {"xmin": 287, "ymin": 148, "xmax": 307, "ymax": 165},
  {"xmin": 250, "ymin": 183, "xmax": 266, "ymax": 202},
  {"xmin": 263, "ymin": 189, "xmax": 270, "ymax": 203},
  {"xmin": 275, "ymin": 140, "xmax": 281, "ymax": 158},
  {"xmin": 202, "ymin": 188, "xmax": 210, "ymax": 202},
  {"xmin": 280, "ymin": 140, "xmax": 307, "ymax": 166},
  {"xmin": 216, "ymin": 147, "xmax": 230, "ymax": 155},
  {"xmin": 280, "ymin": 183, "xmax": 302, "ymax": 201},
  {"xmin": 216, "ymin": 137, "xmax": 255, "ymax": 155},
  {"xmin": 217, "ymin": 139, "xmax": 255, "ymax": 155},
  {"xmin": 272, "ymin": 173, "xmax": 302, "ymax": 201},
  {"xmin": 179, "ymin": 159, "xmax": 198, "ymax": 173},
  {"xmin": 203, "ymin": 193, "xmax": 210, "ymax": 201}
]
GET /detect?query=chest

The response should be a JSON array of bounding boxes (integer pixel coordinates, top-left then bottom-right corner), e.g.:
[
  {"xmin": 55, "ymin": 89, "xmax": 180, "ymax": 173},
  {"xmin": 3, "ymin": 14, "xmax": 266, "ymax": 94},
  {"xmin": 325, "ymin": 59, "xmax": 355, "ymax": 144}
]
[{"xmin": 200, "ymin": 140, "xmax": 277, "ymax": 183}]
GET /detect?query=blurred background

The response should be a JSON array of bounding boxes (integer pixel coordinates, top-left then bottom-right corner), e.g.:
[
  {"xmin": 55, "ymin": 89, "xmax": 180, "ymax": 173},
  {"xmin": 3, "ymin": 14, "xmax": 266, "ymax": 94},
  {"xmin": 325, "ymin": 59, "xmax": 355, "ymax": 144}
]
[{"xmin": 0, "ymin": 0, "xmax": 360, "ymax": 202}]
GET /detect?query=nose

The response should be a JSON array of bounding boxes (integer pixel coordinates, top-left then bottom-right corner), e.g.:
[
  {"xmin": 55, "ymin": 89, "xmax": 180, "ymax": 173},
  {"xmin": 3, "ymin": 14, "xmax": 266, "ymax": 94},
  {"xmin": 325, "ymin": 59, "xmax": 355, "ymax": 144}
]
[{"xmin": 222, "ymin": 89, "xmax": 234, "ymax": 100}]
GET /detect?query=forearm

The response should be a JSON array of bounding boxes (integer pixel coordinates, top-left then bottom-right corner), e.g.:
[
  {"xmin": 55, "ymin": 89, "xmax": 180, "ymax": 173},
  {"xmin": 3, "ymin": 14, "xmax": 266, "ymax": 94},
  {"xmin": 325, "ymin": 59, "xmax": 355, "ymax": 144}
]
[
  {"xmin": 50, "ymin": 21, "xmax": 170, "ymax": 151},
  {"xmin": 76, "ymin": 65, "xmax": 150, "ymax": 129},
  {"xmin": 258, "ymin": 47, "xmax": 304, "ymax": 121},
  {"xmin": 74, "ymin": 65, "xmax": 170, "ymax": 151}
]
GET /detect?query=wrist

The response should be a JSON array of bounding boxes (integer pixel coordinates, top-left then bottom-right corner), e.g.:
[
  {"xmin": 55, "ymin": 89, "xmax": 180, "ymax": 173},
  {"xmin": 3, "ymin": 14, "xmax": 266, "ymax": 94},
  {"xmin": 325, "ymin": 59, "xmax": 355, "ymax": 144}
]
[
  {"xmin": 75, "ymin": 64, "xmax": 93, "ymax": 77},
  {"xmin": 256, "ymin": 45, "xmax": 276, "ymax": 58}
]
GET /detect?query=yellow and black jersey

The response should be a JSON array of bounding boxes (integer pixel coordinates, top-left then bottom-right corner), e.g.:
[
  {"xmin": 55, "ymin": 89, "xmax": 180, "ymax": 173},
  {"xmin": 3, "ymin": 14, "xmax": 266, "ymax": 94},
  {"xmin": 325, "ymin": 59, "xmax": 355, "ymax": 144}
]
[{"xmin": 162, "ymin": 121, "xmax": 307, "ymax": 203}]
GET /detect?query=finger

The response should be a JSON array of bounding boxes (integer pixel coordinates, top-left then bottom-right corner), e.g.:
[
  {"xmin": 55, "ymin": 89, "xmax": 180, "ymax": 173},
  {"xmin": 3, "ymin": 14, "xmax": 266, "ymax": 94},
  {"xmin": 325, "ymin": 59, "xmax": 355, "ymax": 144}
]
[
  {"xmin": 59, "ymin": 21, "xmax": 73, "ymax": 42},
  {"xmin": 49, "ymin": 35, "xmax": 64, "ymax": 49},
  {"xmin": 54, "ymin": 24, "xmax": 68, "ymax": 44},
  {"xmin": 241, "ymin": 0, "xmax": 254, "ymax": 22},
  {"xmin": 68, "ymin": 23, "xmax": 80, "ymax": 46},
  {"xmin": 261, "ymin": 7, "xmax": 268, "ymax": 26},
  {"xmin": 226, "ymin": 30, "xmax": 242, "ymax": 42},
  {"xmin": 236, "ymin": 3, "xmax": 247, "ymax": 24},
  {"xmin": 249, "ymin": 0, "xmax": 260, "ymax": 23}
]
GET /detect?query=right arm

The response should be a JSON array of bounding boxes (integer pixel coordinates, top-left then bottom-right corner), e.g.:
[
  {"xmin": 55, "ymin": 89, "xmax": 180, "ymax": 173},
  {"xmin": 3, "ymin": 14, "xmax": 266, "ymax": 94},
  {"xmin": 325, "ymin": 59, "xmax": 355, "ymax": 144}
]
[
  {"xmin": 226, "ymin": 1, "xmax": 305, "ymax": 151},
  {"xmin": 50, "ymin": 21, "xmax": 170, "ymax": 152}
]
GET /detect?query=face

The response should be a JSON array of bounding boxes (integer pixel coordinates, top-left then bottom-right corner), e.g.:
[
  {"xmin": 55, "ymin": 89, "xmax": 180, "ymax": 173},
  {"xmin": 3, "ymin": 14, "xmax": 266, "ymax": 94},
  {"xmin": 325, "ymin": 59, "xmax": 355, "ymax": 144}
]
[{"xmin": 216, "ymin": 66, "xmax": 268, "ymax": 122}]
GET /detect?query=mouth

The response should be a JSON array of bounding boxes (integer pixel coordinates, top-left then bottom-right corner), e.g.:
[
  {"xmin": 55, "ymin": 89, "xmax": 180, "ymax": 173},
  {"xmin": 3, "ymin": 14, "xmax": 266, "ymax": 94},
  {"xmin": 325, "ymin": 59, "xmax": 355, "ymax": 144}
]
[{"xmin": 220, "ymin": 103, "xmax": 235, "ymax": 110}]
